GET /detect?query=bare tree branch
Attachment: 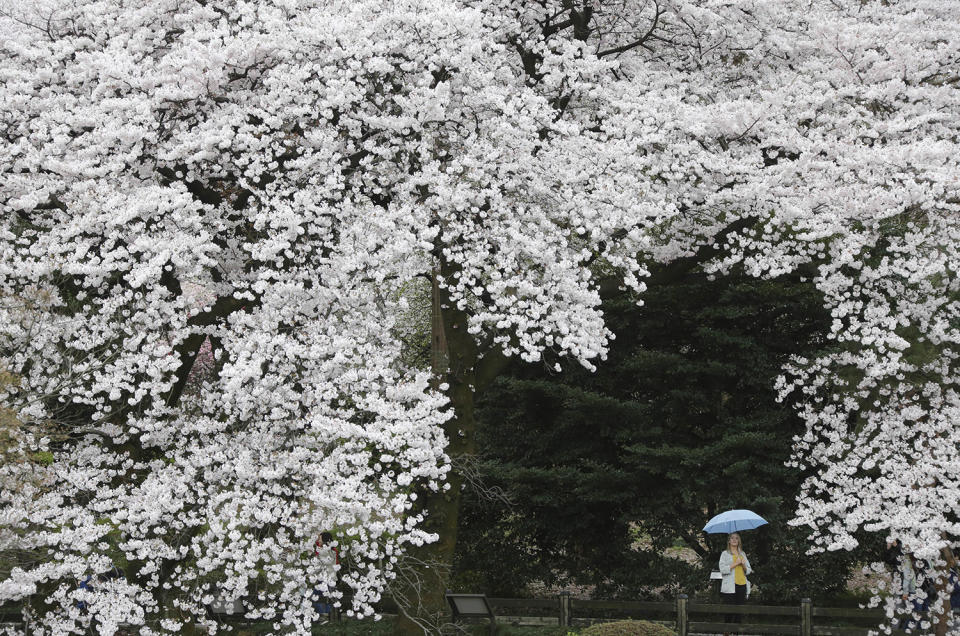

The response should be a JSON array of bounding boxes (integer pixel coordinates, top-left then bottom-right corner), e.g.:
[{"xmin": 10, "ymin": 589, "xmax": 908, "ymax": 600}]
[
  {"xmin": 452, "ymin": 454, "xmax": 515, "ymax": 507},
  {"xmin": 597, "ymin": 0, "xmax": 663, "ymax": 58}
]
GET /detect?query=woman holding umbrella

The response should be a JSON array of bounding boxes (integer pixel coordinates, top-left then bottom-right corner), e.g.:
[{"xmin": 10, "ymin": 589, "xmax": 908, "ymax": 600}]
[
  {"xmin": 703, "ymin": 509, "xmax": 765, "ymax": 635},
  {"xmin": 719, "ymin": 532, "xmax": 753, "ymax": 632}
]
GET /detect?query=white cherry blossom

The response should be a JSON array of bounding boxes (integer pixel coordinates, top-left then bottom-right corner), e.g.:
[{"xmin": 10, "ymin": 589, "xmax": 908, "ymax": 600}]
[{"xmin": 1, "ymin": 0, "xmax": 957, "ymax": 633}]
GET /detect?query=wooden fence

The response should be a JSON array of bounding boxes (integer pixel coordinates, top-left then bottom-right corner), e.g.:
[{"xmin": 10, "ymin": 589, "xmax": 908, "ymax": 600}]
[
  {"xmin": 1, "ymin": 596, "xmax": 919, "ymax": 635},
  {"xmin": 481, "ymin": 594, "xmax": 914, "ymax": 636}
]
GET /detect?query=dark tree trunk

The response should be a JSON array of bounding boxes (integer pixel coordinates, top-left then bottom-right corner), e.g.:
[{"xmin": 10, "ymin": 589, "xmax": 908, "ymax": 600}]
[{"xmin": 392, "ymin": 267, "xmax": 477, "ymax": 634}]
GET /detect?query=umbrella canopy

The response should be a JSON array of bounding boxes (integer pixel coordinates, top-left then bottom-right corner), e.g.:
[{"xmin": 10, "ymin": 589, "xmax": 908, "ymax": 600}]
[{"xmin": 703, "ymin": 509, "xmax": 768, "ymax": 534}]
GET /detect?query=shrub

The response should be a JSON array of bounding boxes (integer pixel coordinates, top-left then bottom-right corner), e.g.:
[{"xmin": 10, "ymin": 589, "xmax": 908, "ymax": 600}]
[{"xmin": 580, "ymin": 620, "xmax": 675, "ymax": 636}]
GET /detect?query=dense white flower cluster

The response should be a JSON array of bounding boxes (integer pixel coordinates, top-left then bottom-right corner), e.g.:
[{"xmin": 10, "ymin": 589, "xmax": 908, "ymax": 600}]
[
  {"xmin": 1, "ymin": 0, "xmax": 957, "ymax": 633},
  {"xmin": 738, "ymin": 4, "xmax": 960, "ymax": 627}
]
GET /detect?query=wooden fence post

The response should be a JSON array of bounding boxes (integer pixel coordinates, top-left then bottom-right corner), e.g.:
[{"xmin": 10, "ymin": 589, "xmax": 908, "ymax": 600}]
[
  {"xmin": 559, "ymin": 592, "xmax": 571, "ymax": 627},
  {"xmin": 801, "ymin": 598, "xmax": 812, "ymax": 636},
  {"xmin": 676, "ymin": 594, "xmax": 688, "ymax": 636}
]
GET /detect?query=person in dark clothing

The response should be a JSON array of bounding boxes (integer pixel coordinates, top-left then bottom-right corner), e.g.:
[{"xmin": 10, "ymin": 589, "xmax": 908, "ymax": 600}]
[
  {"xmin": 949, "ymin": 565, "xmax": 960, "ymax": 615},
  {"xmin": 312, "ymin": 532, "xmax": 340, "ymax": 621},
  {"xmin": 883, "ymin": 539, "xmax": 903, "ymax": 568}
]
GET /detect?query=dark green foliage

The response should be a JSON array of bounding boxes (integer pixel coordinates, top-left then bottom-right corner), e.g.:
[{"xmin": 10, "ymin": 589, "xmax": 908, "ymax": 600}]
[
  {"xmin": 453, "ymin": 268, "xmax": 870, "ymax": 602},
  {"xmin": 580, "ymin": 620, "xmax": 675, "ymax": 636}
]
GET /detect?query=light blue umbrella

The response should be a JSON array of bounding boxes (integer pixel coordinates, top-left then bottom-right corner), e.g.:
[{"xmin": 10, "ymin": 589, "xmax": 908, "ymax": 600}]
[{"xmin": 702, "ymin": 509, "xmax": 768, "ymax": 534}]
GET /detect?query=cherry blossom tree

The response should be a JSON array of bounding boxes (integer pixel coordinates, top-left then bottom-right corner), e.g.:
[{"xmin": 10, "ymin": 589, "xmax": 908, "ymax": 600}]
[
  {"xmin": 451, "ymin": 0, "xmax": 960, "ymax": 628},
  {"xmin": 0, "ymin": 0, "xmax": 665, "ymax": 632},
  {"xmin": 1, "ymin": 0, "xmax": 957, "ymax": 634},
  {"xmin": 767, "ymin": 6, "xmax": 960, "ymax": 628},
  {"xmin": 0, "ymin": 1, "xmax": 476, "ymax": 632}
]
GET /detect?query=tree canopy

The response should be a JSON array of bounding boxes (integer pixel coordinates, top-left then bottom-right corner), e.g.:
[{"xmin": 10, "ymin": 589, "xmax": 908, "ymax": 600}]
[{"xmin": 0, "ymin": 0, "xmax": 957, "ymax": 633}]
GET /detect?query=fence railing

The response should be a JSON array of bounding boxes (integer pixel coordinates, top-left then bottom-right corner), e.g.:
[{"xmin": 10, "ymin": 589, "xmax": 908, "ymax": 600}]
[
  {"xmin": 1, "ymin": 596, "xmax": 919, "ymax": 635},
  {"xmin": 481, "ymin": 594, "xmax": 912, "ymax": 636}
]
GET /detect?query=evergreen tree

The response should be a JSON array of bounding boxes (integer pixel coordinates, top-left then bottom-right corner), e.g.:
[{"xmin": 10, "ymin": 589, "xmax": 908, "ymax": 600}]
[{"xmin": 454, "ymin": 269, "xmax": 869, "ymax": 601}]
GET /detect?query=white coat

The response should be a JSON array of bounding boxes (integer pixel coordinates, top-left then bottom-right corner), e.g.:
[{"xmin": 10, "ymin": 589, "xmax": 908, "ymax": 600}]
[{"xmin": 719, "ymin": 549, "xmax": 753, "ymax": 595}]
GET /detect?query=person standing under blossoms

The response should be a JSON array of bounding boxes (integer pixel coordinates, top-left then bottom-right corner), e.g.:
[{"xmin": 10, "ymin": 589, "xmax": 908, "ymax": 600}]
[
  {"xmin": 312, "ymin": 532, "xmax": 340, "ymax": 622},
  {"xmin": 719, "ymin": 533, "xmax": 752, "ymax": 635},
  {"xmin": 896, "ymin": 550, "xmax": 935, "ymax": 631}
]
